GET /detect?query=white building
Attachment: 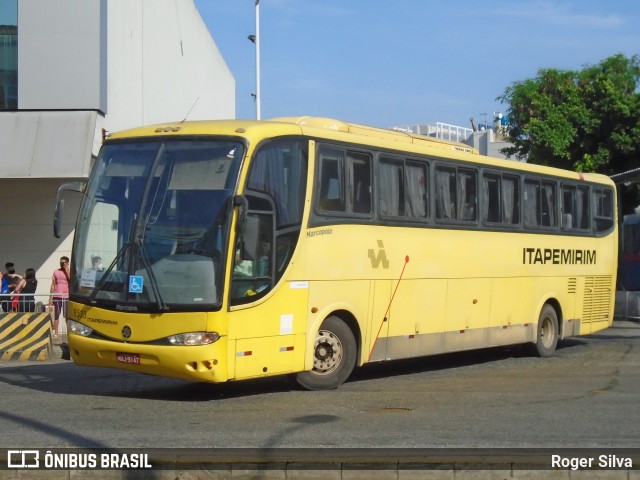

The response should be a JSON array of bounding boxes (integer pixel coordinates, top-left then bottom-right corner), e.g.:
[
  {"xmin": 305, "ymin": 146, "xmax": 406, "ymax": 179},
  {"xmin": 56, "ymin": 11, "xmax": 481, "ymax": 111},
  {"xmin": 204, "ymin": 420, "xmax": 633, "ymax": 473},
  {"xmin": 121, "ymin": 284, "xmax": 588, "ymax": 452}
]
[
  {"xmin": 0, "ymin": 0, "xmax": 234, "ymax": 301},
  {"xmin": 393, "ymin": 115, "xmax": 517, "ymax": 161},
  {"xmin": 464, "ymin": 128, "xmax": 515, "ymax": 161}
]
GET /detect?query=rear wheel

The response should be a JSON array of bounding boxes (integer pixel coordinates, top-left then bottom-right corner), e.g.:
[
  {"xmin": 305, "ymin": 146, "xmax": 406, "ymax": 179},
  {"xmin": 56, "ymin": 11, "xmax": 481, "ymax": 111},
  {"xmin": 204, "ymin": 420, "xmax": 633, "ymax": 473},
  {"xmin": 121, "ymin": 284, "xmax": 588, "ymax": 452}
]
[
  {"xmin": 533, "ymin": 304, "xmax": 559, "ymax": 357},
  {"xmin": 295, "ymin": 316, "xmax": 357, "ymax": 390}
]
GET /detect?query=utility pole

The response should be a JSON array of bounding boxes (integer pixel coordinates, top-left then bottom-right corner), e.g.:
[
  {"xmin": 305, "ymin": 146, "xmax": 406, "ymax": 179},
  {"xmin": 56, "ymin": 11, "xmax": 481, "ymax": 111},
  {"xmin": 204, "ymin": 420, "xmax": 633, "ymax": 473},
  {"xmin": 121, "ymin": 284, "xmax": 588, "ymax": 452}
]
[{"xmin": 249, "ymin": 0, "xmax": 261, "ymax": 120}]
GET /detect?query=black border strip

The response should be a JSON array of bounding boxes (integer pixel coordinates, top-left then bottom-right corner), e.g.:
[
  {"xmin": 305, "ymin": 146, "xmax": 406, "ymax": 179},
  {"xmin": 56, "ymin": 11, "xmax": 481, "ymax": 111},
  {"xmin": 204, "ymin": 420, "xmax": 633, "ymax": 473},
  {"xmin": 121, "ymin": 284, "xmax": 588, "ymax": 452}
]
[{"xmin": 1, "ymin": 448, "xmax": 638, "ymax": 471}]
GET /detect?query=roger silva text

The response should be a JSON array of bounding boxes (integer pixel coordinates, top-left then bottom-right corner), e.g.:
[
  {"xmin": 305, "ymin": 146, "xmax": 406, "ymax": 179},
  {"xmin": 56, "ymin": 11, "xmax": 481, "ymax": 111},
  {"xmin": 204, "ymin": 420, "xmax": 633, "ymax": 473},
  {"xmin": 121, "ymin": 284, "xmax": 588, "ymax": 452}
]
[{"xmin": 552, "ymin": 454, "xmax": 633, "ymax": 470}]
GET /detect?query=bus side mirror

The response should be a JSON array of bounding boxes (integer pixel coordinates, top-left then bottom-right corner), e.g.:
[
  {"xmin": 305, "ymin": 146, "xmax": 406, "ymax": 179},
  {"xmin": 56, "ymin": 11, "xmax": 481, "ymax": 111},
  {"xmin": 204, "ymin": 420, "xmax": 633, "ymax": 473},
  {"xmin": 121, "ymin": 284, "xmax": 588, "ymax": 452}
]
[
  {"xmin": 233, "ymin": 195, "xmax": 259, "ymax": 261},
  {"xmin": 54, "ymin": 182, "xmax": 85, "ymax": 238},
  {"xmin": 240, "ymin": 215, "xmax": 259, "ymax": 261}
]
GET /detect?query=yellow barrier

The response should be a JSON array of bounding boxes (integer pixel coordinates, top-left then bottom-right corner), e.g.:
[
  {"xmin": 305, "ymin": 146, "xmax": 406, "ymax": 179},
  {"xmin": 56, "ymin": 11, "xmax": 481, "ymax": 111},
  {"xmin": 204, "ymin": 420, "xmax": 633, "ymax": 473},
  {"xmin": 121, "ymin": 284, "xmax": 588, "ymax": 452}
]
[{"xmin": 0, "ymin": 313, "xmax": 53, "ymax": 361}]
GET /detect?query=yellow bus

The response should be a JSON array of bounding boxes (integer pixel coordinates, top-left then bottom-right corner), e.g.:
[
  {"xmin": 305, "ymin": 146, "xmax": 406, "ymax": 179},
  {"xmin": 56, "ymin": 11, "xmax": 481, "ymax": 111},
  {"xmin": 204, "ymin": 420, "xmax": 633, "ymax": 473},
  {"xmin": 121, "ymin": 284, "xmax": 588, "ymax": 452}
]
[{"xmin": 57, "ymin": 116, "xmax": 618, "ymax": 390}]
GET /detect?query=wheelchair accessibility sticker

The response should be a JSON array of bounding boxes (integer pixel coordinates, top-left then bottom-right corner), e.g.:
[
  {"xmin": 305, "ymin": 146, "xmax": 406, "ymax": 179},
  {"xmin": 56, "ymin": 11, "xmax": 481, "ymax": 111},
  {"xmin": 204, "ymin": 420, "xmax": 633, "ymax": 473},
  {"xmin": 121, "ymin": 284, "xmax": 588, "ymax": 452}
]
[{"xmin": 129, "ymin": 275, "xmax": 144, "ymax": 294}]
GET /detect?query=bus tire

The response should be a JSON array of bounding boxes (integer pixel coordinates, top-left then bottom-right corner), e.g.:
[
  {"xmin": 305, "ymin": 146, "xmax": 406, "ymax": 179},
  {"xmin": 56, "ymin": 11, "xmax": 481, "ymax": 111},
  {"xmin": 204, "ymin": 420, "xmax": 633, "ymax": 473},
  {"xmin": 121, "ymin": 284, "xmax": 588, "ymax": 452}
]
[
  {"xmin": 533, "ymin": 304, "xmax": 559, "ymax": 357},
  {"xmin": 296, "ymin": 316, "xmax": 357, "ymax": 390}
]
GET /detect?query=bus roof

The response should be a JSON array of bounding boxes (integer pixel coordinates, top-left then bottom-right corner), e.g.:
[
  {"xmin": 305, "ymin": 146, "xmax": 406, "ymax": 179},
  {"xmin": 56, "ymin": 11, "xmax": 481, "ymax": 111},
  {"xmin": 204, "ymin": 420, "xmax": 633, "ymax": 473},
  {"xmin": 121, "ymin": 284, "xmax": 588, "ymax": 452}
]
[
  {"xmin": 108, "ymin": 116, "xmax": 476, "ymax": 153},
  {"xmin": 105, "ymin": 116, "xmax": 613, "ymax": 186},
  {"xmin": 269, "ymin": 116, "xmax": 478, "ymax": 154}
]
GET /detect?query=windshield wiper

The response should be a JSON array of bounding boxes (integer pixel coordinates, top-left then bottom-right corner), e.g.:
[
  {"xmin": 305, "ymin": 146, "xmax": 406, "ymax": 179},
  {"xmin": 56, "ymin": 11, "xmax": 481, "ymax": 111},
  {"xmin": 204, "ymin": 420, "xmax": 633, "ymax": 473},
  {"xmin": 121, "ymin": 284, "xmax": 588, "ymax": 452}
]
[
  {"xmin": 135, "ymin": 238, "xmax": 168, "ymax": 311},
  {"xmin": 88, "ymin": 242, "xmax": 131, "ymax": 305}
]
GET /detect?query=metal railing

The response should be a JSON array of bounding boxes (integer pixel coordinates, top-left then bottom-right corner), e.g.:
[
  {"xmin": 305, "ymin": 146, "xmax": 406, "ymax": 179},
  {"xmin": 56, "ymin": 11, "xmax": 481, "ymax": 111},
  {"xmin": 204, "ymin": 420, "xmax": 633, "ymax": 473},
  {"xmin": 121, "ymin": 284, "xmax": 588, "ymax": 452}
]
[
  {"xmin": 0, "ymin": 293, "xmax": 67, "ymax": 314},
  {"xmin": 392, "ymin": 122, "xmax": 473, "ymax": 143}
]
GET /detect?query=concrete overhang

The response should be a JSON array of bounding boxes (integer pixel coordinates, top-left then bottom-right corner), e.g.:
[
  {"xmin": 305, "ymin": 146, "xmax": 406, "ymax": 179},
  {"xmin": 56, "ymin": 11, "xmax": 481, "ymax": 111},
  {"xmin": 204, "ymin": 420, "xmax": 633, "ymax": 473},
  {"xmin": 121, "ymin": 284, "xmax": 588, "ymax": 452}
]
[{"xmin": 0, "ymin": 110, "xmax": 102, "ymax": 179}]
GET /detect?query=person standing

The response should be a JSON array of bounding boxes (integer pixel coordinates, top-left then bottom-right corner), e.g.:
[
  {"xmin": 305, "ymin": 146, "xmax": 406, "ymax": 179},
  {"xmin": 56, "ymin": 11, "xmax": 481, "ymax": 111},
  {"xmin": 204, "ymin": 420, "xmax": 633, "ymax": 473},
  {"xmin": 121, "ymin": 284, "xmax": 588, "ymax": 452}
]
[
  {"xmin": 0, "ymin": 271, "xmax": 9, "ymax": 313},
  {"xmin": 4, "ymin": 263, "xmax": 23, "ymax": 312},
  {"xmin": 4, "ymin": 262, "xmax": 23, "ymax": 292},
  {"xmin": 15, "ymin": 268, "xmax": 38, "ymax": 312},
  {"xmin": 49, "ymin": 256, "xmax": 70, "ymax": 336}
]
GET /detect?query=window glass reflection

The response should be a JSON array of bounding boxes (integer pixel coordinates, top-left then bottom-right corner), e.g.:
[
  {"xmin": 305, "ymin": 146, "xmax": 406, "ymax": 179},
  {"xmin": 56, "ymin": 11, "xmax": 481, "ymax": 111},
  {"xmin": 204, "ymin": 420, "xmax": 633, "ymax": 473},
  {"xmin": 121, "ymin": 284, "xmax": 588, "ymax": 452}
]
[{"xmin": 0, "ymin": 1, "xmax": 18, "ymax": 110}]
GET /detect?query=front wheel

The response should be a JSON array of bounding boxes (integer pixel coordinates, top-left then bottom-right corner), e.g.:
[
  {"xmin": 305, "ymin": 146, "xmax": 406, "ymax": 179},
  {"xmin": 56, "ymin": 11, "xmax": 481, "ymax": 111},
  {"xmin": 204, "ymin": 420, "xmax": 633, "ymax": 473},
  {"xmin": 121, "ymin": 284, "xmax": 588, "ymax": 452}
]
[
  {"xmin": 295, "ymin": 316, "xmax": 357, "ymax": 390},
  {"xmin": 533, "ymin": 304, "xmax": 559, "ymax": 357}
]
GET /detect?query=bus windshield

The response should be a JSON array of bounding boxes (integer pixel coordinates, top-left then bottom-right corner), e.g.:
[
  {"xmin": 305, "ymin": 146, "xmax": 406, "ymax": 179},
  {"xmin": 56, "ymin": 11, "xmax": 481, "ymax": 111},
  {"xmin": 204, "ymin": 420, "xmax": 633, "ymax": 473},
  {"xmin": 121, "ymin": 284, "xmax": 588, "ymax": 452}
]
[{"xmin": 72, "ymin": 138, "xmax": 244, "ymax": 312}]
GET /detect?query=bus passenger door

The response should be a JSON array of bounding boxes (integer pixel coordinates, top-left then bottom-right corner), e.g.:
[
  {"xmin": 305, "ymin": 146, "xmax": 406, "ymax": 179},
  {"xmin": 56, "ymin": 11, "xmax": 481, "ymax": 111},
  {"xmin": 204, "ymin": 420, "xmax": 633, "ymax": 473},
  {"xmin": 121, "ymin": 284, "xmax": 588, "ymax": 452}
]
[
  {"xmin": 229, "ymin": 209, "xmax": 308, "ymax": 380},
  {"xmin": 231, "ymin": 301, "xmax": 308, "ymax": 380}
]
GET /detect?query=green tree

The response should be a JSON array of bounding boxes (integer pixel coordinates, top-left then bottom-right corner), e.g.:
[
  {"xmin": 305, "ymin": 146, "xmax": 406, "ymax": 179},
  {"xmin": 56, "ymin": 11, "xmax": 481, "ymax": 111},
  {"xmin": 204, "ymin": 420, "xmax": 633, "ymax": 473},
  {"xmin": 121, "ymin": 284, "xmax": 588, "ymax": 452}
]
[{"xmin": 498, "ymin": 53, "xmax": 640, "ymax": 212}]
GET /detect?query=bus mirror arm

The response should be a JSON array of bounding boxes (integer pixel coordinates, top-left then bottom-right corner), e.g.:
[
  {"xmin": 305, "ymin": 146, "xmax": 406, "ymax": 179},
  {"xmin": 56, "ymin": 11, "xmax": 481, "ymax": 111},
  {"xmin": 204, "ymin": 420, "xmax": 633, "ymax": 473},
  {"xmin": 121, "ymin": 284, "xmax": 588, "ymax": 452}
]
[
  {"xmin": 54, "ymin": 181, "xmax": 86, "ymax": 238},
  {"xmin": 233, "ymin": 195, "xmax": 248, "ymax": 233}
]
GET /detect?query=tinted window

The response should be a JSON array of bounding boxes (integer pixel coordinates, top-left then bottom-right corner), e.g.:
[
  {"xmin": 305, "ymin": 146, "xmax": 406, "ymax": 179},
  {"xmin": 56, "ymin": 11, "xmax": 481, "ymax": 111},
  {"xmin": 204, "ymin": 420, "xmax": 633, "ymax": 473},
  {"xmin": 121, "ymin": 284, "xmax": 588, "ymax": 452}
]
[
  {"xmin": 317, "ymin": 147, "xmax": 372, "ymax": 216},
  {"xmin": 248, "ymin": 139, "xmax": 308, "ymax": 227},
  {"xmin": 524, "ymin": 179, "xmax": 556, "ymax": 228},
  {"xmin": 318, "ymin": 149, "xmax": 345, "ymax": 212},
  {"xmin": 594, "ymin": 188, "xmax": 614, "ymax": 233},
  {"xmin": 435, "ymin": 166, "xmax": 476, "ymax": 221},
  {"xmin": 482, "ymin": 173, "xmax": 519, "ymax": 225},
  {"xmin": 349, "ymin": 152, "xmax": 372, "ymax": 214},
  {"xmin": 561, "ymin": 184, "xmax": 590, "ymax": 230}
]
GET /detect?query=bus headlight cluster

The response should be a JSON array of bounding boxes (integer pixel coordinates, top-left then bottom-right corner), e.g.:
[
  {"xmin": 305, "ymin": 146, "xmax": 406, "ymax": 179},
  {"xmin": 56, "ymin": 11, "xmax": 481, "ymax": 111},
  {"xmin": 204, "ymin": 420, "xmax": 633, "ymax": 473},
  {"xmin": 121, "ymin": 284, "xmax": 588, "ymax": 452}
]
[
  {"xmin": 167, "ymin": 332, "xmax": 220, "ymax": 346},
  {"xmin": 68, "ymin": 320, "xmax": 93, "ymax": 337}
]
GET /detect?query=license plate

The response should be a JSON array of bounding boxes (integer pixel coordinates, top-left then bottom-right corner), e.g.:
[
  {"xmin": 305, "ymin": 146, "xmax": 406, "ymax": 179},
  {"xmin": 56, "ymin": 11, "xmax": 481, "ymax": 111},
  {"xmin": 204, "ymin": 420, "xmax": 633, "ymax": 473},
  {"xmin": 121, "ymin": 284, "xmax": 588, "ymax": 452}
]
[{"xmin": 116, "ymin": 352, "xmax": 140, "ymax": 365}]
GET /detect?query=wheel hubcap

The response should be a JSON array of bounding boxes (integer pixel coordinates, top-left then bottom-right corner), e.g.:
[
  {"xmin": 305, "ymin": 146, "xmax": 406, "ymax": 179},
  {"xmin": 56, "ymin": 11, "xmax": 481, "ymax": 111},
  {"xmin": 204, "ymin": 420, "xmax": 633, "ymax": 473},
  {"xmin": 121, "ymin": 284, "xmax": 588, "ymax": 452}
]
[{"xmin": 312, "ymin": 329, "xmax": 343, "ymax": 375}]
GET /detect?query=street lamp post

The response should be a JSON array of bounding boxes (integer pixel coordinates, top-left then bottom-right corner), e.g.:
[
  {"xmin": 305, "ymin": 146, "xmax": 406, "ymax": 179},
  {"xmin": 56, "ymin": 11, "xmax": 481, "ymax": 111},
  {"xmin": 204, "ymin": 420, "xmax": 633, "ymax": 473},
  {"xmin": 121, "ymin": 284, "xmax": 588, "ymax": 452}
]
[{"xmin": 249, "ymin": 0, "xmax": 261, "ymax": 120}]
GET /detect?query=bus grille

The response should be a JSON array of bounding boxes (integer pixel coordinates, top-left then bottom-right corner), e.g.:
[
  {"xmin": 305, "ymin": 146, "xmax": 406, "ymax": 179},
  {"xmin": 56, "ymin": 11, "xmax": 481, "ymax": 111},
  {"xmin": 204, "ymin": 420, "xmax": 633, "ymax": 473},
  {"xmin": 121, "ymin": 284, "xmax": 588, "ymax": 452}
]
[
  {"xmin": 583, "ymin": 276, "xmax": 613, "ymax": 322},
  {"xmin": 567, "ymin": 277, "xmax": 577, "ymax": 294}
]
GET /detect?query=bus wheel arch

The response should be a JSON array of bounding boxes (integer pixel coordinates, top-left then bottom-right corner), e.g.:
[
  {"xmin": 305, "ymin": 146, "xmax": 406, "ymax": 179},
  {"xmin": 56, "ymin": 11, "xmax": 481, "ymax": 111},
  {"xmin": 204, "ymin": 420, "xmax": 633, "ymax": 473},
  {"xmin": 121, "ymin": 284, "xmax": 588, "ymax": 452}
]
[
  {"xmin": 330, "ymin": 309, "xmax": 362, "ymax": 362},
  {"xmin": 295, "ymin": 312, "xmax": 359, "ymax": 390},
  {"xmin": 532, "ymin": 302, "xmax": 560, "ymax": 357},
  {"xmin": 545, "ymin": 298, "xmax": 563, "ymax": 337}
]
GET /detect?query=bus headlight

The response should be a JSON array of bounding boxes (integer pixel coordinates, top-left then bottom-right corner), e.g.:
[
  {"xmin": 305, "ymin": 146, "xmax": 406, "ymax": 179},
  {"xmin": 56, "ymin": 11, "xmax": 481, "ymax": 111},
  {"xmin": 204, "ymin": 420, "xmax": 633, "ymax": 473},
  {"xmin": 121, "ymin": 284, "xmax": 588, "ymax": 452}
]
[
  {"xmin": 68, "ymin": 320, "xmax": 93, "ymax": 337},
  {"xmin": 167, "ymin": 332, "xmax": 220, "ymax": 346}
]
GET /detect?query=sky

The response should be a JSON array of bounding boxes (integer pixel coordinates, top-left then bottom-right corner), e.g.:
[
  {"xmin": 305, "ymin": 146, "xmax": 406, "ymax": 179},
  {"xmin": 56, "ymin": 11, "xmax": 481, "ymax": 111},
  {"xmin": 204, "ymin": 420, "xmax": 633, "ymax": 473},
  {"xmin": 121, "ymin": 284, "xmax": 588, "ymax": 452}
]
[{"xmin": 193, "ymin": 0, "xmax": 640, "ymax": 130}]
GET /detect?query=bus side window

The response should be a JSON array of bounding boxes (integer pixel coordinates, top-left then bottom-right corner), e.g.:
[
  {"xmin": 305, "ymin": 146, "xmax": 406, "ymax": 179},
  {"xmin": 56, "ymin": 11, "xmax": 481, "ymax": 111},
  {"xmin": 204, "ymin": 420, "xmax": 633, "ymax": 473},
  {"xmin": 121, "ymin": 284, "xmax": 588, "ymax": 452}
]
[
  {"xmin": 379, "ymin": 158, "xmax": 428, "ymax": 220},
  {"xmin": 318, "ymin": 149, "xmax": 345, "ymax": 212},
  {"xmin": 435, "ymin": 166, "xmax": 476, "ymax": 222},
  {"xmin": 435, "ymin": 167, "xmax": 457, "ymax": 220},
  {"xmin": 541, "ymin": 181, "xmax": 556, "ymax": 227},
  {"xmin": 379, "ymin": 158, "xmax": 403, "ymax": 216},
  {"xmin": 524, "ymin": 178, "xmax": 556, "ymax": 228},
  {"xmin": 458, "ymin": 169, "xmax": 477, "ymax": 221},
  {"xmin": 594, "ymin": 188, "xmax": 614, "ymax": 232},
  {"xmin": 562, "ymin": 184, "xmax": 590, "ymax": 230},
  {"xmin": 523, "ymin": 180, "xmax": 539, "ymax": 227},
  {"xmin": 349, "ymin": 152, "xmax": 372, "ymax": 214},
  {"xmin": 405, "ymin": 160, "xmax": 428, "ymax": 218},
  {"xmin": 483, "ymin": 173, "xmax": 519, "ymax": 225},
  {"xmin": 483, "ymin": 173, "xmax": 501, "ymax": 223},
  {"xmin": 502, "ymin": 175, "xmax": 519, "ymax": 224},
  {"xmin": 248, "ymin": 140, "xmax": 308, "ymax": 227}
]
